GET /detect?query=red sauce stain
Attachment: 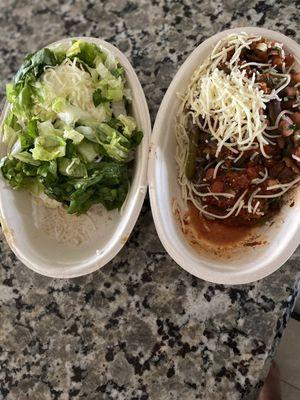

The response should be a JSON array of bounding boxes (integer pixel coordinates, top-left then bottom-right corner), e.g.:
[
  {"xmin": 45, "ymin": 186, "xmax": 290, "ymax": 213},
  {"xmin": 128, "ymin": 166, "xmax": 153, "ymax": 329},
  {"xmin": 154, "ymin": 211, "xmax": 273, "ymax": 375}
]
[
  {"xmin": 243, "ymin": 240, "xmax": 266, "ymax": 247},
  {"xmin": 186, "ymin": 203, "xmax": 253, "ymax": 246}
]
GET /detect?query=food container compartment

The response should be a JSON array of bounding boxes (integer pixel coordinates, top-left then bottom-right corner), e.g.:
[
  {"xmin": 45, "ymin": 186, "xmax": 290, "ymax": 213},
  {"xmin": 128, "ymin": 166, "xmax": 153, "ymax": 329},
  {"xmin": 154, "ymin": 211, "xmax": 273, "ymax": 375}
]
[
  {"xmin": 148, "ymin": 27, "xmax": 300, "ymax": 284},
  {"xmin": 0, "ymin": 37, "xmax": 151, "ymax": 278}
]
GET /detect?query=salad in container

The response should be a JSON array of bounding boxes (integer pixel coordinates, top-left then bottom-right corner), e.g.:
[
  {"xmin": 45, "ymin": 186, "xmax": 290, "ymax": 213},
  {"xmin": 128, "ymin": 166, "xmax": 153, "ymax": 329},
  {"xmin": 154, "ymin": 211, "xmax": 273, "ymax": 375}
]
[{"xmin": 0, "ymin": 37, "xmax": 150, "ymax": 277}]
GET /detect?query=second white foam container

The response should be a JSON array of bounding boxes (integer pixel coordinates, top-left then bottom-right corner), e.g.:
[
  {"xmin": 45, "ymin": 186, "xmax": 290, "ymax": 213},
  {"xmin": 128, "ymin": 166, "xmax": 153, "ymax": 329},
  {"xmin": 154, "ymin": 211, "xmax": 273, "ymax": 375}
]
[{"xmin": 148, "ymin": 27, "xmax": 300, "ymax": 284}]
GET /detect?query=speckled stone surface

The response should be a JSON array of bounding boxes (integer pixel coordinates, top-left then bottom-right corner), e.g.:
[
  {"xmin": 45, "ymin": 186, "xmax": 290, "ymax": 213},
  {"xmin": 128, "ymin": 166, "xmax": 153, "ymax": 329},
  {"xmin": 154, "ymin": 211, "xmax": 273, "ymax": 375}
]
[{"xmin": 0, "ymin": 1, "xmax": 299, "ymax": 399}]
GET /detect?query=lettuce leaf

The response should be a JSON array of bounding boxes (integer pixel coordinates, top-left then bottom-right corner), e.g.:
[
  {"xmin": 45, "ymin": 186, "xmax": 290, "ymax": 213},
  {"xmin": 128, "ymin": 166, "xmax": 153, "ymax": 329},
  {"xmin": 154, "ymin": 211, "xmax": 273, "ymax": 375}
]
[
  {"xmin": 37, "ymin": 160, "xmax": 57, "ymax": 179},
  {"xmin": 58, "ymin": 157, "xmax": 87, "ymax": 178},
  {"xmin": 32, "ymin": 135, "xmax": 66, "ymax": 161},
  {"xmin": 67, "ymin": 162, "xmax": 129, "ymax": 213},
  {"xmin": 95, "ymin": 123, "xmax": 130, "ymax": 162},
  {"xmin": 75, "ymin": 126, "xmax": 97, "ymax": 142},
  {"xmin": 1, "ymin": 157, "xmax": 39, "ymax": 189},
  {"xmin": 6, "ymin": 48, "xmax": 59, "ymax": 120},
  {"xmin": 66, "ymin": 40, "xmax": 106, "ymax": 68},
  {"xmin": 95, "ymin": 61, "xmax": 124, "ymax": 101},
  {"xmin": 51, "ymin": 97, "xmax": 66, "ymax": 113},
  {"xmin": 13, "ymin": 151, "xmax": 41, "ymax": 166},
  {"xmin": 111, "ymin": 66, "xmax": 125, "ymax": 78},
  {"xmin": 20, "ymin": 119, "xmax": 38, "ymax": 150},
  {"xmin": 51, "ymin": 43, "xmax": 69, "ymax": 64},
  {"xmin": 14, "ymin": 48, "xmax": 58, "ymax": 84},
  {"xmin": 57, "ymin": 102, "xmax": 110, "ymax": 127},
  {"xmin": 3, "ymin": 125, "xmax": 19, "ymax": 153},
  {"xmin": 6, "ymin": 82, "xmax": 33, "ymax": 119},
  {"xmin": 62, "ymin": 127, "xmax": 84, "ymax": 144},
  {"xmin": 38, "ymin": 120, "xmax": 63, "ymax": 137},
  {"xmin": 117, "ymin": 114, "xmax": 136, "ymax": 138},
  {"xmin": 111, "ymin": 100, "xmax": 127, "ymax": 118},
  {"xmin": 9, "ymin": 138, "xmax": 22, "ymax": 156},
  {"xmin": 92, "ymin": 89, "xmax": 109, "ymax": 107},
  {"xmin": 76, "ymin": 139, "xmax": 102, "ymax": 162},
  {"xmin": 41, "ymin": 161, "xmax": 129, "ymax": 214}
]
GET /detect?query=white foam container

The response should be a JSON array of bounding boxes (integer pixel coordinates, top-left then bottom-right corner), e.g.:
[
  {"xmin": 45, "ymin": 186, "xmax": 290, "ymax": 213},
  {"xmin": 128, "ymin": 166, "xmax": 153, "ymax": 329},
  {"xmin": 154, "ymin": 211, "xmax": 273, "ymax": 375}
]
[
  {"xmin": 148, "ymin": 27, "xmax": 300, "ymax": 284},
  {"xmin": 0, "ymin": 37, "xmax": 151, "ymax": 278}
]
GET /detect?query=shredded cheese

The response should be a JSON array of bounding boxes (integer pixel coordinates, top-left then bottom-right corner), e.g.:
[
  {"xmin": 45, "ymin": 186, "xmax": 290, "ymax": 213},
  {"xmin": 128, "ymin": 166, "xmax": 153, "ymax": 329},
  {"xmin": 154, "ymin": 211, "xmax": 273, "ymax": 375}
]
[
  {"xmin": 255, "ymin": 176, "xmax": 300, "ymax": 198},
  {"xmin": 250, "ymin": 151, "xmax": 259, "ymax": 161},
  {"xmin": 233, "ymin": 151, "xmax": 244, "ymax": 163},
  {"xmin": 41, "ymin": 58, "xmax": 95, "ymax": 111},
  {"xmin": 188, "ymin": 190, "xmax": 248, "ymax": 220},
  {"xmin": 266, "ymin": 110, "xmax": 293, "ymax": 130},
  {"xmin": 292, "ymin": 154, "xmax": 300, "ymax": 162},
  {"xmin": 252, "ymin": 168, "xmax": 268, "ymax": 184},
  {"xmin": 213, "ymin": 160, "xmax": 224, "ymax": 179},
  {"xmin": 189, "ymin": 67, "xmax": 268, "ymax": 156},
  {"xmin": 235, "ymin": 200, "xmax": 245, "ymax": 216},
  {"xmin": 252, "ymin": 201, "xmax": 261, "ymax": 214},
  {"xmin": 191, "ymin": 182, "xmax": 234, "ymax": 199},
  {"xmin": 240, "ymin": 62, "xmax": 270, "ymax": 68},
  {"xmin": 247, "ymin": 188, "xmax": 261, "ymax": 213}
]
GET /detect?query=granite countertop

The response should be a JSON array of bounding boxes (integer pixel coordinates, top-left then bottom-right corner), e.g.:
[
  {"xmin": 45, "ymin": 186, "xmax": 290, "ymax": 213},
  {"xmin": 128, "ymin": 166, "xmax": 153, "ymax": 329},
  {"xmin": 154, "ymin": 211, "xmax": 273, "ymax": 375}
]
[{"xmin": 0, "ymin": 1, "xmax": 300, "ymax": 399}]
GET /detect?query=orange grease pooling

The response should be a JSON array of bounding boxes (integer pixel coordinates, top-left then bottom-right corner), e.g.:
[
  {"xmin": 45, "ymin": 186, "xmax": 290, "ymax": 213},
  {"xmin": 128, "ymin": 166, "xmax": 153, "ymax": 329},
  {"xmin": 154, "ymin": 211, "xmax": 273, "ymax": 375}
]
[{"xmin": 186, "ymin": 203, "xmax": 252, "ymax": 246}]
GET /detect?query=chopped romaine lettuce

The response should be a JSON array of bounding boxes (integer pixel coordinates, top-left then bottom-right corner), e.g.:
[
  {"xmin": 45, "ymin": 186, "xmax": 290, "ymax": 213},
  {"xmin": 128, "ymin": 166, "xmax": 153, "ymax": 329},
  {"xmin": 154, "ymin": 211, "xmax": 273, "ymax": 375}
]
[
  {"xmin": 10, "ymin": 138, "xmax": 22, "ymax": 156},
  {"xmin": 96, "ymin": 123, "xmax": 131, "ymax": 162},
  {"xmin": 63, "ymin": 127, "xmax": 84, "ymax": 144},
  {"xmin": 58, "ymin": 157, "xmax": 87, "ymax": 178},
  {"xmin": 51, "ymin": 43, "xmax": 69, "ymax": 64},
  {"xmin": 6, "ymin": 83, "xmax": 33, "ymax": 119},
  {"xmin": 118, "ymin": 114, "xmax": 136, "ymax": 138},
  {"xmin": 92, "ymin": 89, "xmax": 109, "ymax": 107},
  {"xmin": 32, "ymin": 135, "xmax": 66, "ymax": 161},
  {"xmin": 3, "ymin": 125, "xmax": 18, "ymax": 152},
  {"xmin": 1, "ymin": 157, "xmax": 39, "ymax": 189},
  {"xmin": 13, "ymin": 151, "xmax": 41, "ymax": 166},
  {"xmin": 38, "ymin": 120, "xmax": 63, "ymax": 137},
  {"xmin": 57, "ymin": 102, "xmax": 109, "ymax": 127},
  {"xmin": 66, "ymin": 40, "xmax": 106, "ymax": 68},
  {"xmin": 111, "ymin": 66, "xmax": 125, "ymax": 78},
  {"xmin": 76, "ymin": 139, "xmax": 101, "ymax": 163},
  {"xmin": 14, "ymin": 48, "xmax": 58, "ymax": 84},
  {"xmin": 75, "ymin": 126, "xmax": 97, "ymax": 143},
  {"xmin": 0, "ymin": 39, "xmax": 143, "ymax": 214},
  {"xmin": 95, "ymin": 60, "xmax": 124, "ymax": 101},
  {"xmin": 111, "ymin": 100, "xmax": 127, "ymax": 118}
]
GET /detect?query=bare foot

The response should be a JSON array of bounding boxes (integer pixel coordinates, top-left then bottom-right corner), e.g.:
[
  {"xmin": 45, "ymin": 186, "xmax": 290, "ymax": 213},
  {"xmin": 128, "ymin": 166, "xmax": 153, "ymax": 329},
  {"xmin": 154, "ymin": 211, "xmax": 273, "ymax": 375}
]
[{"xmin": 257, "ymin": 362, "xmax": 281, "ymax": 400}]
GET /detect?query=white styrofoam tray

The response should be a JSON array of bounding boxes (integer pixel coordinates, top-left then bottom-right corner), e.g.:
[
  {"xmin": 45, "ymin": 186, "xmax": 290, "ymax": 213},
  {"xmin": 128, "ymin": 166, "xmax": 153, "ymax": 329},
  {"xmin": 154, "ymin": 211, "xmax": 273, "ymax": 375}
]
[
  {"xmin": 148, "ymin": 27, "xmax": 300, "ymax": 284},
  {"xmin": 0, "ymin": 37, "xmax": 151, "ymax": 278}
]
